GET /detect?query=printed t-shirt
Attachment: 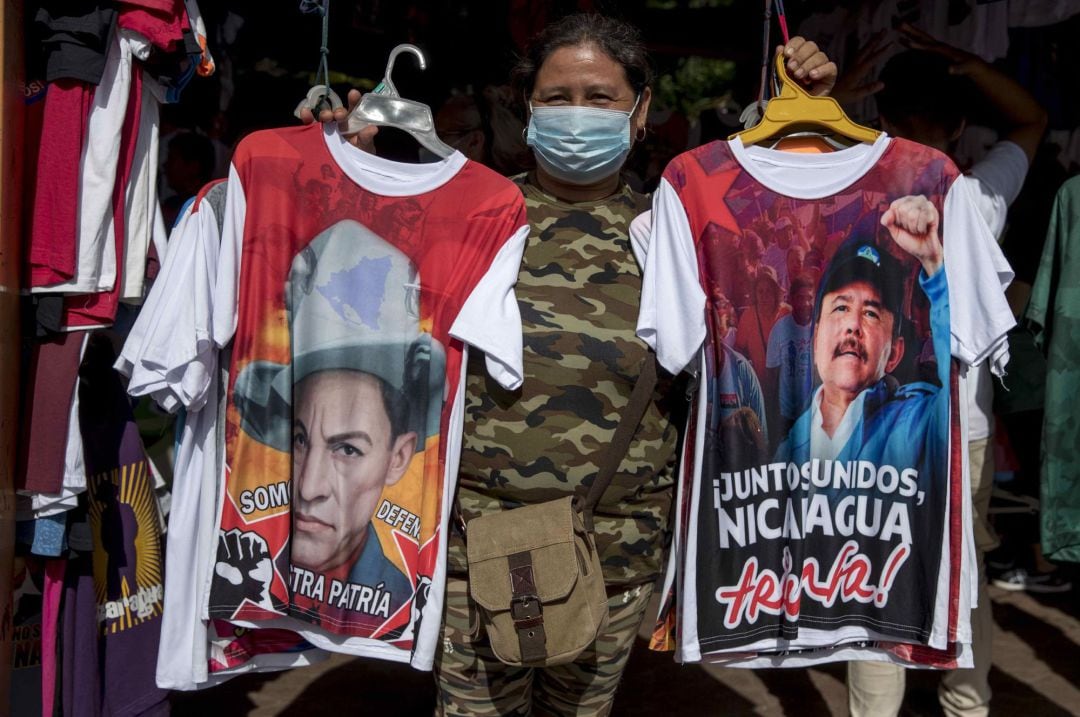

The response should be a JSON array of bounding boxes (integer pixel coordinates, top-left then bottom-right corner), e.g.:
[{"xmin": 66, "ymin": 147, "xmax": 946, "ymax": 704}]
[
  {"xmin": 639, "ymin": 135, "xmax": 1012, "ymax": 664},
  {"xmin": 61, "ymin": 333, "xmax": 168, "ymax": 716},
  {"xmin": 451, "ymin": 174, "xmax": 682, "ymax": 587},
  {"xmin": 121, "ymin": 182, "xmax": 326, "ymax": 690},
  {"xmin": 206, "ymin": 124, "xmax": 528, "ymax": 670}
]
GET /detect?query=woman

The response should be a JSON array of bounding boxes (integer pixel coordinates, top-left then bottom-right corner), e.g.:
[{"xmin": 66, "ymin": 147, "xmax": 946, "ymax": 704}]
[{"xmin": 313, "ymin": 14, "xmax": 835, "ymax": 716}]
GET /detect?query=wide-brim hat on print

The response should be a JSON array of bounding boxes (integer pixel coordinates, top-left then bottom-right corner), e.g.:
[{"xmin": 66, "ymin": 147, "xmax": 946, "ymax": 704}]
[{"xmin": 233, "ymin": 219, "xmax": 446, "ymax": 453}]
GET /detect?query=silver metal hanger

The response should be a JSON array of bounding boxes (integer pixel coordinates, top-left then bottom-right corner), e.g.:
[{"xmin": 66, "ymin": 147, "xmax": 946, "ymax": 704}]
[{"xmin": 344, "ymin": 44, "xmax": 455, "ymax": 158}]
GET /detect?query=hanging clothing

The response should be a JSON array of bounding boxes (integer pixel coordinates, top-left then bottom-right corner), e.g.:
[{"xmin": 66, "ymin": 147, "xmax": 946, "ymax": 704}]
[
  {"xmin": 34, "ymin": 1, "xmax": 118, "ymax": 85},
  {"xmin": 639, "ymin": 135, "xmax": 1014, "ymax": 667},
  {"xmin": 60, "ymin": 334, "xmax": 169, "ymax": 717},
  {"xmin": 121, "ymin": 182, "xmax": 328, "ymax": 689},
  {"xmin": 122, "ymin": 122, "xmax": 529, "ymax": 673},
  {"xmin": 1026, "ymin": 174, "xmax": 1080, "ymax": 563}
]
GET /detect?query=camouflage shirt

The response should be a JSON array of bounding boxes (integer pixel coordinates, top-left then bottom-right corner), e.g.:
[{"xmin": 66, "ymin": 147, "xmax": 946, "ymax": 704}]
[{"xmin": 450, "ymin": 173, "xmax": 683, "ymax": 585}]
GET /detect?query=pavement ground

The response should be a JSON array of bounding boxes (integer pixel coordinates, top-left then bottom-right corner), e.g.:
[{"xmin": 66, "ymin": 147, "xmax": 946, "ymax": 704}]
[{"xmin": 170, "ymin": 584, "xmax": 1079, "ymax": 716}]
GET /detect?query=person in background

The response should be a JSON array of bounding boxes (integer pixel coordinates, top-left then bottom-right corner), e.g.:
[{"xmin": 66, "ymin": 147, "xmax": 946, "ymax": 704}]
[
  {"xmin": 765, "ymin": 271, "xmax": 816, "ymax": 451},
  {"xmin": 839, "ymin": 22, "xmax": 1049, "ymax": 717},
  {"xmin": 308, "ymin": 13, "xmax": 836, "ymax": 715},
  {"xmin": 761, "ymin": 215, "xmax": 798, "ymax": 288},
  {"xmin": 785, "ymin": 243, "xmax": 807, "ymax": 292},
  {"xmin": 708, "ymin": 287, "xmax": 738, "ymax": 349},
  {"xmin": 161, "ymin": 131, "xmax": 216, "ymax": 227},
  {"xmin": 432, "ymin": 93, "xmax": 488, "ymax": 163},
  {"xmin": 430, "ymin": 87, "xmax": 535, "ymax": 176},
  {"xmin": 735, "ymin": 265, "xmax": 790, "ymax": 379}
]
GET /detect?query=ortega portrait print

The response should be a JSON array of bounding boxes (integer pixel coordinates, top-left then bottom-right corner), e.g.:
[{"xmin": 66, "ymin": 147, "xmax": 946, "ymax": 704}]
[
  {"xmin": 221, "ymin": 220, "xmax": 445, "ymax": 634},
  {"xmin": 695, "ymin": 182, "xmax": 954, "ymax": 649}
]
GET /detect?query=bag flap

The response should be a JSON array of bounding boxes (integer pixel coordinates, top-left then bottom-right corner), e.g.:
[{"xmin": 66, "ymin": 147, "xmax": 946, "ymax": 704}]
[{"xmin": 467, "ymin": 497, "xmax": 582, "ymax": 610}]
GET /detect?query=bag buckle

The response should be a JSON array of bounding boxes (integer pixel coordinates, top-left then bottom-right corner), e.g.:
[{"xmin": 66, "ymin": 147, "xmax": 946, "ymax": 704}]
[{"xmin": 510, "ymin": 594, "xmax": 543, "ymax": 629}]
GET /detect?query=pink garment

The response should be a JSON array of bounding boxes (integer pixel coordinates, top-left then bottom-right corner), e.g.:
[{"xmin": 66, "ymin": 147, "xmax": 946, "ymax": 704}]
[
  {"xmin": 29, "ymin": 80, "xmax": 94, "ymax": 288},
  {"xmin": 118, "ymin": 0, "xmax": 187, "ymax": 52},
  {"xmin": 62, "ymin": 67, "xmax": 142, "ymax": 329},
  {"xmin": 41, "ymin": 559, "xmax": 66, "ymax": 717},
  {"xmin": 16, "ymin": 332, "xmax": 85, "ymax": 494}
]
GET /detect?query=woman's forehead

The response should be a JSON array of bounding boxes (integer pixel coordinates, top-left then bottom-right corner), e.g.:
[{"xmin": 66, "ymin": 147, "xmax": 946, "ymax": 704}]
[{"xmin": 535, "ymin": 42, "xmax": 630, "ymax": 88}]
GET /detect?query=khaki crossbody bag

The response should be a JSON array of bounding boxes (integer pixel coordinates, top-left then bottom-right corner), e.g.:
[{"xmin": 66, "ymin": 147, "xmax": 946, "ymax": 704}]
[{"xmin": 462, "ymin": 357, "xmax": 658, "ymax": 667}]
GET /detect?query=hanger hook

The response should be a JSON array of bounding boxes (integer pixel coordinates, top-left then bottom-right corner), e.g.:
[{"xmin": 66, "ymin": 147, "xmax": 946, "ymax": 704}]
[
  {"xmin": 773, "ymin": 51, "xmax": 808, "ymax": 99},
  {"xmin": 381, "ymin": 43, "xmax": 427, "ymax": 97}
]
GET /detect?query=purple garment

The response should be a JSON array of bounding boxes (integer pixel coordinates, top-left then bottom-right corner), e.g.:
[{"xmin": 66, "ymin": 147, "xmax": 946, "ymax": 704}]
[{"xmin": 63, "ymin": 335, "xmax": 169, "ymax": 717}]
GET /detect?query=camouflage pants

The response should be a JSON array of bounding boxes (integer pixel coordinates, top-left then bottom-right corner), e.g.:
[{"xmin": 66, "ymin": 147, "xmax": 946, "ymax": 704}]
[{"xmin": 433, "ymin": 574, "xmax": 653, "ymax": 717}]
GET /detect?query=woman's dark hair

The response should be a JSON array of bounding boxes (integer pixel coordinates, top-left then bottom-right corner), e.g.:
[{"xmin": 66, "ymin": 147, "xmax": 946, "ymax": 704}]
[{"xmin": 511, "ymin": 13, "xmax": 654, "ymax": 99}]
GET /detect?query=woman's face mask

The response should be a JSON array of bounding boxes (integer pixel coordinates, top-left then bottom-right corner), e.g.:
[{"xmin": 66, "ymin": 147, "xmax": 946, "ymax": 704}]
[{"xmin": 525, "ymin": 96, "xmax": 640, "ymax": 186}]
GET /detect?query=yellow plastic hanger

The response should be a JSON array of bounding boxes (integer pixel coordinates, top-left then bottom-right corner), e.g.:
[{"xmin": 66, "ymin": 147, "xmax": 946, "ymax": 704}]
[{"xmin": 732, "ymin": 52, "xmax": 880, "ymax": 148}]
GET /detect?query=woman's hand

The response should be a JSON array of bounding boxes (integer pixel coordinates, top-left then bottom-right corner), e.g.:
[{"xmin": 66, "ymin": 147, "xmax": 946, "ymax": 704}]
[
  {"xmin": 778, "ymin": 37, "xmax": 838, "ymax": 97},
  {"xmin": 297, "ymin": 88, "xmax": 378, "ymax": 152}
]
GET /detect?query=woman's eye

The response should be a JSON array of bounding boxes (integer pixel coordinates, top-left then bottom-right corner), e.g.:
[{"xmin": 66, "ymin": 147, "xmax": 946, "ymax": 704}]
[{"xmin": 293, "ymin": 433, "xmax": 307, "ymax": 448}]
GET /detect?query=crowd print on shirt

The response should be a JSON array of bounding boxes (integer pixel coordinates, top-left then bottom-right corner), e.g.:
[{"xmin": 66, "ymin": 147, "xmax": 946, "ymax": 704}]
[
  {"xmin": 676, "ymin": 141, "xmax": 958, "ymax": 649},
  {"xmin": 211, "ymin": 214, "xmax": 447, "ymax": 644}
]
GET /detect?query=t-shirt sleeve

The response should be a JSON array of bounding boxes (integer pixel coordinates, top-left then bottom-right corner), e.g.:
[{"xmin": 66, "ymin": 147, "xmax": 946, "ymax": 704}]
[
  {"xmin": 943, "ymin": 176, "xmax": 1016, "ymax": 375},
  {"xmin": 450, "ymin": 223, "xmax": 529, "ymax": 390},
  {"xmin": 165, "ymin": 203, "xmax": 222, "ymax": 411},
  {"xmin": 964, "ymin": 141, "xmax": 1029, "ymax": 239},
  {"xmin": 117, "ymin": 200, "xmax": 200, "ymax": 407},
  {"xmin": 629, "ymin": 209, "xmax": 653, "ymax": 267},
  {"xmin": 637, "ymin": 177, "xmax": 707, "ymax": 375},
  {"xmin": 212, "ymin": 162, "xmax": 247, "ymax": 348},
  {"xmin": 118, "ymin": 193, "xmax": 222, "ymax": 412}
]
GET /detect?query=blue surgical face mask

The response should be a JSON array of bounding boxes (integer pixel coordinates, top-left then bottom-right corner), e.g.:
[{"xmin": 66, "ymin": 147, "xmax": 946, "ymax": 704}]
[{"xmin": 525, "ymin": 96, "xmax": 640, "ymax": 185}]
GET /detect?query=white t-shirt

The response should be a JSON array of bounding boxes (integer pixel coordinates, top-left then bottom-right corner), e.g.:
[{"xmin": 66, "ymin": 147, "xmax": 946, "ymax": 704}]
[
  {"xmin": 205, "ymin": 124, "xmax": 528, "ymax": 671},
  {"xmin": 959, "ymin": 140, "xmax": 1028, "ymax": 440},
  {"xmin": 120, "ymin": 59, "xmax": 167, "ymax": 304},
  {"xmin": 640, "ymin": 135, "xmax": 1001, "ymax": 665},
  {"xmin": 123, "ymin": 185, "xmax": 332, "ymax": 689}
]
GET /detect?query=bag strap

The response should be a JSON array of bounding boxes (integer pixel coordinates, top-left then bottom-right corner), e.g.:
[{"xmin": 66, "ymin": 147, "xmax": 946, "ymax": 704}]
[
  {"xmin": 579, "ymin": 355, "xmax": 658, "ymax": 532},
  {"xmin": 452, "ymin": 354, "xmax": 660, "ymax": 538}
]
